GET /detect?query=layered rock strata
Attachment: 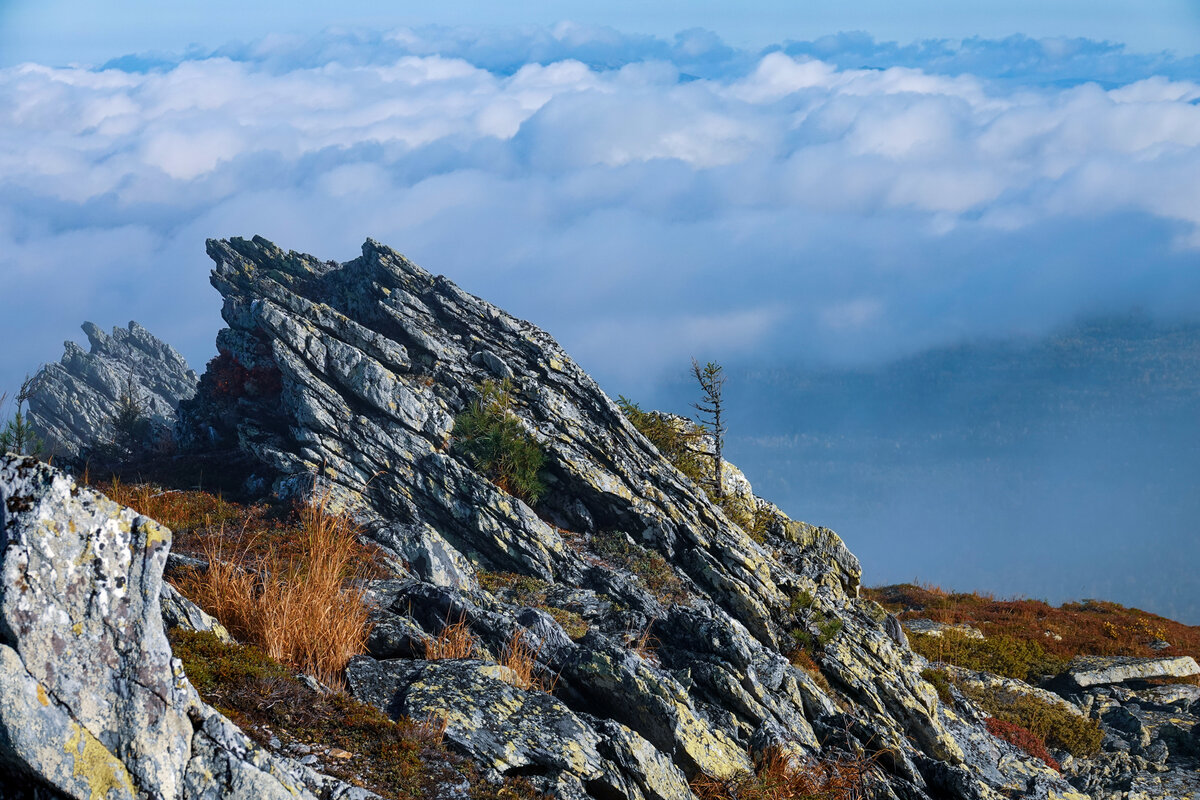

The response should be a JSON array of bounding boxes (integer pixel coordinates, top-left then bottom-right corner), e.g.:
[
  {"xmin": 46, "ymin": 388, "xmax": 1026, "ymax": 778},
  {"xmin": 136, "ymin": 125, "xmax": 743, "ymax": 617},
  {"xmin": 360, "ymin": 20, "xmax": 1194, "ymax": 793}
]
[
  {"xmin": 174, "ymin": 236, "xmax": 1086, "ymax": 800},
  {"xmin": 25, "ymin": 321, "xmax": 198, "ymax": 461}
]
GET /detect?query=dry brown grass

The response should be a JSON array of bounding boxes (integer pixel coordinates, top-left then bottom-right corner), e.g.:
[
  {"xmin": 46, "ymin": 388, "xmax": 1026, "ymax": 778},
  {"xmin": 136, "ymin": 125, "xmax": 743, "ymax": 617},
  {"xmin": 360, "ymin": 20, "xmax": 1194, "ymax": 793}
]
[
  {"xmin": 690, "ymin": 747, "xmax": 871, "ymax": 800},
  {"xmin": 628, "ymin": 622, "xmax": 660, "ymax": 664},
  {"xmin": 424, "ymin": 614, "xmax": 478, "ymax": 660},
  {"xmin": 175, "ymin": 493, "xmax": 373, "ymax": 689},
  {"xmin": 499, "ymin": 628, "xmax": 558, "ymax": 693}
]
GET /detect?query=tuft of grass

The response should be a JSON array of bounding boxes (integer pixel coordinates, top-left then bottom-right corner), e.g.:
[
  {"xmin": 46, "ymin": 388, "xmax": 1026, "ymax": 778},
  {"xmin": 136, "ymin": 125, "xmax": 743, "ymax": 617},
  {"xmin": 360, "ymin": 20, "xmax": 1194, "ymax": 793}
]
[
  {"xmin": 789, "ymin": 648, "xmax": 835, "ymax": 696},
  {"xmin": 689, "ymin": 746, "xmax": 870, "ymax": 800},
  {"xmin": 985, "ymin": 718, "xmax": 1061, "ymax": 772},
  {"xmin": 591, "ymin": 531, "xmax": 690, "ymax": 607},
  {"xmin": 454, "ymin": 379, "xmax": 546, "ymax": 504},
  {"xmin": 955, "ymin": 683, "xmax": 1103, "ymax": 758},
  {"xmin": 499, "ymin": 628, "xmax": 558, "ymax": 693},
  {"xmin": 545, "ymin": 606, "xmax": 589, "ymax": 640},
  {"xmin": 174, "ymin": 493, "xmax": 373, "ymax": 689},
  {"xmin": 169, "ymin": 630, "xmax": 548, "ymax": 800},
  {"xmin": 424, "ymin": 615, "xmax": 478, "ymax": 660},
  {"xmin": 97, "ymin": 478, "xmax": 247, "ymax": 538}
]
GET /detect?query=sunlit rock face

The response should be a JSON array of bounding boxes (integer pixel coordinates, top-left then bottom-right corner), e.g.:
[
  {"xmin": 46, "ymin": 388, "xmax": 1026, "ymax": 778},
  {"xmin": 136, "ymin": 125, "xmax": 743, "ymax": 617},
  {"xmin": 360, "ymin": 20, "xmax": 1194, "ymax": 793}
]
[
  {"xmin": 25, "ymin": 321, "xmax": 198, "ymax": 462},
  {"xmin": 0, "ymin": 455, "xmax": 376, "ymax": 800},
  {"xmin": 172, "ymin": 235, "xmax": 1087, "ymax": 800}
]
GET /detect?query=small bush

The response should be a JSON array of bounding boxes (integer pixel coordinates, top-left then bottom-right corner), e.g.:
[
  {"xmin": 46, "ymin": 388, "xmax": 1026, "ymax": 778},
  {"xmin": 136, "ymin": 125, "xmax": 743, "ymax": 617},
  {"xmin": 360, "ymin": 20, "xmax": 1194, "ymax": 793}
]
[
  {"xmin": 921, "ymin": 668, "xmax": 954, "ymax": 705},
  {"xmin": 545, "ymin": 607, "xmax": 589, "ymax": 640},
  {"xmin": 956, "ymin": 684, "xmax": 1103, "ymax": 758},
  {"xmin": 690, "ymin": 746, "xmax": 870, "ymax": 800},
  {"xmin": 985, "ymin": 718, "xmax": 1061, "ymax": 772},
  {"xmin": 618, "ymin": 397, "xmax": 706, "ymax": 485},
  {"xmin": 175, "ymin": 493, "xmax": 373, "ymax": 688},
  {"xmin": 789, "ymin": 648, "xmax": 835, "ymax": 696},
  {"xmin": 454, "ymin": 379, "xmax": 546, "ymax": 504}
]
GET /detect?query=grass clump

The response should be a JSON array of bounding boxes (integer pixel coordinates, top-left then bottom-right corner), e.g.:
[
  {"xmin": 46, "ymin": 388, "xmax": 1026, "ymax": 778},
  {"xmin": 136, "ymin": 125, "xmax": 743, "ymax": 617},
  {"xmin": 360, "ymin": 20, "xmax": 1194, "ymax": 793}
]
[
  {"xmin": 98, "ymin": 478, "xmax": 247, "ymax": 538},
  {"xmin": 454, "ymin": 379, "xmax": 545, "ymax": 504},
  {"xmin": 591, "ymin": 531, "xmax": 690, "ymax": 606},
  {"xmin": 907, "ymin": 631, "xmax": 1064, "ymax": 683},
  {"xmin": 690, "ymin": 747, "xmax": 870, "ymax": 800},
  {"xmin": 424, "ymin": 615, "xmax": 479, "ymax": 660},
  {"xmin": 499, "ymin": 628, "xmax": 559, "ymax": 693},
  {"xmin": 174, "ymin": 493, "xmax": 374, "ymax": 689},
  {"xmin": 956, "ymin": 683, "xmax": 1103, "ymax": 758},
  {"xmin": 169, "ymin": 630, "xmax": 547, "ymax": 800}
]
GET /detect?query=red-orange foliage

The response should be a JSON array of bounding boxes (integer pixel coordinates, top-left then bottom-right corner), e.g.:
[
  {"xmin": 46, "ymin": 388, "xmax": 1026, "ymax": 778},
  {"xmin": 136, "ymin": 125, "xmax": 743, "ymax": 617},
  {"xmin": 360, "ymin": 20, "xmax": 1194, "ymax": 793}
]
[
  {"xmin": 866, "ymin": 583, "xmax": 1200, "ymax": 664},
  {"xmin": 985, "ymin": 718, "xmax": 1061, "ymax": 772}
]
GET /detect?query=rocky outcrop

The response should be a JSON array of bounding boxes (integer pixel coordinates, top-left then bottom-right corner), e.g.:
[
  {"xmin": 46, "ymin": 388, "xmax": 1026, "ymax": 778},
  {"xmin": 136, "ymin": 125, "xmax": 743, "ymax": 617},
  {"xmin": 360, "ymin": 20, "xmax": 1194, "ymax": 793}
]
[
  {"xmin": 25, "ymin": 321, "xmax": 198, "ymax": 461},
  {"xmin": 1062, "ymin": 655, "xmax": 1200, "ymax": 688},
  {"xmin": 172, "ymin": 235, "xmax": 1087, "ymax": 799},
  {"xmin": 0, "ymin": 454, "xmax": 375, "ymax": 800},
  {"xmin": 1064, "ymin": 682, "xmax": 1200, "ymax": 799}
]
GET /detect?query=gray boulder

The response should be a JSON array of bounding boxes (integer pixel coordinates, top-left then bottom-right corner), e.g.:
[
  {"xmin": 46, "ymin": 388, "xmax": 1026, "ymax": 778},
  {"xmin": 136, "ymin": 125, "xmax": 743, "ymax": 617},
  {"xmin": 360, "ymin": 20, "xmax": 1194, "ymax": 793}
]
[
  {"xmin": 25, "ymin": 321, "xmax": 198, "ymax": 461},
  {"xmin": 1063, "ymin": 655, "xmax": 1200, "ymax": 688},
  {"xmin": 0, "ymin": 454, "xmax": 376, "ymax": 800}
]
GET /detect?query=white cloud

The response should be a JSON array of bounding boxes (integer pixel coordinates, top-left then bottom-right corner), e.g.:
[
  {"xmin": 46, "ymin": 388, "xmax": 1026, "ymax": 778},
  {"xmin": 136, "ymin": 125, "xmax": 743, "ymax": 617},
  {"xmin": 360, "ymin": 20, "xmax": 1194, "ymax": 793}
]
[{"xmin": 2, "ymin": 29, "xmax": 1200, "ymax": 396}]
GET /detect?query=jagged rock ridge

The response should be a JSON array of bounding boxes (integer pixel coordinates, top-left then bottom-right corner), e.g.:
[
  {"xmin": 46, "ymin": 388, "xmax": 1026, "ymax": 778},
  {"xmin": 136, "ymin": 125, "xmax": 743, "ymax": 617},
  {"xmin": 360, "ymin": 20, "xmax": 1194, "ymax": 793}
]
[
  {"xmin": 173, "ymin": 235, "xmax": 1086, "ymax": 800},
  {"xmin": 25, "ymin": 321, "xmax": 198, "ymax": 461}
]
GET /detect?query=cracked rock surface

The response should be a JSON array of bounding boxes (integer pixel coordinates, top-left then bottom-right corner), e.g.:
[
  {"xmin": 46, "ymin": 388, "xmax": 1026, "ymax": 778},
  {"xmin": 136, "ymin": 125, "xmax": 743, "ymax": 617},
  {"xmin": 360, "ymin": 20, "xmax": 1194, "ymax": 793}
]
[
  {"xmin": 0, "ymin": 455, "xmax": 376, "ymax": 800},
  {"xmin": 25, "ymin": 321, "xmax": 198, "ymax": 462},
  {"xmin": 171, "ymin": 235, "xmax": 1088, "ymax": 800}
]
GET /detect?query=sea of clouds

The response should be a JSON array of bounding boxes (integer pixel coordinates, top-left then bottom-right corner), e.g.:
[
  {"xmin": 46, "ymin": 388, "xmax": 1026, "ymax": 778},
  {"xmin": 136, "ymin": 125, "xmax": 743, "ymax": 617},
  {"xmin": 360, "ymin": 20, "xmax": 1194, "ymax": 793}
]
[{"xmin": 2, "ymin": 25, "xmax": 1199, "ymax": 398}]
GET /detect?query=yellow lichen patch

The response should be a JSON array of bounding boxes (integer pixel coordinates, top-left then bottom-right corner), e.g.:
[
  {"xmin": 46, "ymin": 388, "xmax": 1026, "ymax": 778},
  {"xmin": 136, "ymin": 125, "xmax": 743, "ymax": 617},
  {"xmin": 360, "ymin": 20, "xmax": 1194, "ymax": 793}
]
[
  {"xmin": 64, "ymin": 722, "xmax": 135, "ymax": 800},
  {"xmin": 142, "ymin": 520, "xmax": 171, "ymax": 550},
  {"xmin": 36, "ymin": 683, "xmax": 50, "ymax": 707}
]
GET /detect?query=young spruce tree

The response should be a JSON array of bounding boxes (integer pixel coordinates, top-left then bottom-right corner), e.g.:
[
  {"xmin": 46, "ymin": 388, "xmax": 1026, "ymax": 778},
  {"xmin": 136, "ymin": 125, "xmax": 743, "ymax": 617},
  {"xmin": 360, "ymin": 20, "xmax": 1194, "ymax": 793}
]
[{"xmin": 690, "ymin": 359, "xmax": 727, "ymax": 501}]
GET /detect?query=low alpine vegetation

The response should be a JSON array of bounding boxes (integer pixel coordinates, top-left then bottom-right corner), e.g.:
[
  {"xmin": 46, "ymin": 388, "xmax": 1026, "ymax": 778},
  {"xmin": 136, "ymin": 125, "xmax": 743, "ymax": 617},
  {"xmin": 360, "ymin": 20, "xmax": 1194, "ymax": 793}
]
[
  {"xmin": 956, "ymin": 683, "xmax": 1103, "ymax": 759},
  {"xmin": 689, "ymin": 746, "xmax": 870, "ymax": 800},
  {"xmin": 170, "ymin": 630, "xmax": 547, "ymax": 800},
  {"xmin": 454, "ymin": 379, "xmax": 546, "ymax": 504},
  {"xmin": 174, "ymin": 492, "xmax": 375, "ymax": 689}
]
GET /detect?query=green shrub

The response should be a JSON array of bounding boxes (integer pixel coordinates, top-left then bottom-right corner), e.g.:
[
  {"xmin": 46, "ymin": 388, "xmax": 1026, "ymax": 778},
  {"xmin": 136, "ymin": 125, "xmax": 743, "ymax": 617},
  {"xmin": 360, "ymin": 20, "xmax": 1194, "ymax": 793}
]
[
  {"xmin": 921, "ymin": 668, "xmax": 954, "ymax": 705},
  {"xmin": 908, "ymin": 630, "xmax": 1065, "ymax": 682},
  {"xmin": 617, "ymin": 397, "xmax": 706, "ymax": 486},
  {"xmin": 956, "ymin": 682, "xmax": 1103, "ymax": 758},
  {"xmin": 454, "ymin": 379, "xmax": 545, "ymax": 504}
]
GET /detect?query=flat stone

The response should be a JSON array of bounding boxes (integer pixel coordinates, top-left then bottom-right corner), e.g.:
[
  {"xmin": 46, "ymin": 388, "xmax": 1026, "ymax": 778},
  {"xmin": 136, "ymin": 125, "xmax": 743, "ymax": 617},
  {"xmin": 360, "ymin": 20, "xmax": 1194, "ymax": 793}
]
[
  {"xmin": 902, "ymin": 618, "xmax": 985, "ymax": 639},
  {"xmin": 1065, "ymin": 655, "xmax": 1200, "ymax": 687}
]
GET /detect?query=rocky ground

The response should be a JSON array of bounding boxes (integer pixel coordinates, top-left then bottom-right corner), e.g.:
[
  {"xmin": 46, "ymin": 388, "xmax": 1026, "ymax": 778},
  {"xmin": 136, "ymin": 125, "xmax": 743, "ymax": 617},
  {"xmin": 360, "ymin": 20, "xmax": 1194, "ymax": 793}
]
[{"xmin": 1, "ymin": 235, "xmax": 1197, "ymax": 799}]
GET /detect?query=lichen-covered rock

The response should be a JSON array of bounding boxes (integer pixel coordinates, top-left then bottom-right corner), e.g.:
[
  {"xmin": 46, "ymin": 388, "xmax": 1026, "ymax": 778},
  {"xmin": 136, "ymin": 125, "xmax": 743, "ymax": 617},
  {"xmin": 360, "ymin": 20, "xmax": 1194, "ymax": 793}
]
[
  {"xmin": 0, "ymin": 454, "xmax": 376, "ymax": 800},
  {"xmin": 1063, "ymin": 655, "xmax": 1200, "ymax": 688},
  {"xmin": 172, "ymin": 236, "xmax": 1091, "ymax": 800},
  {"xmin": 25, "ymin": 321, "xmax": 198, "ymax": 461}
]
